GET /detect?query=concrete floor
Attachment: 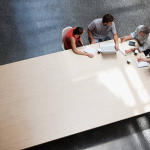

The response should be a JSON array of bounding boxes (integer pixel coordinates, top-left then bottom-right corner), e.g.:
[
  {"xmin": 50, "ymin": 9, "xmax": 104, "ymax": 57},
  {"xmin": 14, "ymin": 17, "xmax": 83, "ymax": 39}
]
[{"xmin": 1, "ymin": 0, "xmax": 150, "ymax": 65}]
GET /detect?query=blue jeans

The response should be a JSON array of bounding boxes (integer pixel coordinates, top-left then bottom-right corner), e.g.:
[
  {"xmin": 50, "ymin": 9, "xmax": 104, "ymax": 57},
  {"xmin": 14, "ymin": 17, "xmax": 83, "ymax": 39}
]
[
  {"xmin": 89, "ymin": 36, "xmax": 111, "ymax": 44},
  {"xmin": 98, "ymin": 36, "xmax": 111, "ymax": 42}
]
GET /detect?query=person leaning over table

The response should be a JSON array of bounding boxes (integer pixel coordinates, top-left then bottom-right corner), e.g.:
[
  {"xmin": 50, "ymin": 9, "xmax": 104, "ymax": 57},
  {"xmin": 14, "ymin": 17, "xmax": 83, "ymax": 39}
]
[
  {"xmin": 120, "ymin": 25, "xmax": 150, "ymax": 56},
  {"xmin": 64, "ymin": 27, "xmax": 94, "ymax": 58},
  {"xmin": 87, "ymin": 14, "xmax": 119, "ymax": 51}
]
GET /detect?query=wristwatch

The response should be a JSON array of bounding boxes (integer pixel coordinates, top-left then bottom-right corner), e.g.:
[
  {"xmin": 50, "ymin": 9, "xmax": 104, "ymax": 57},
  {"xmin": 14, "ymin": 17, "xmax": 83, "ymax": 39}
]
[{"xmin": 116, "ymin": 42, "xmax": 119, "ymax": 44}]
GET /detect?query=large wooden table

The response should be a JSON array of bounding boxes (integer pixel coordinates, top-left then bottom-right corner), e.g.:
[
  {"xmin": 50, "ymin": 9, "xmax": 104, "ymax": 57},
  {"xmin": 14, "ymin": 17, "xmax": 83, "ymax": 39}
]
[{"xmin": 0, "ymin": 40, "xmax": 150, "ymax": 150}]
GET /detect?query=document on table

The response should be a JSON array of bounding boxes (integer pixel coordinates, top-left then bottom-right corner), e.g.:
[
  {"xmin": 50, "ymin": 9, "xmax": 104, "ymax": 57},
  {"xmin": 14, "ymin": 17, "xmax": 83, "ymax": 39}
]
[
  {"xmin": 99, "ymin": 43, "xmax": 116, "ymax": 53},
  {"xmin": 119, "ymin": 42, "xmax": 127, "ymax": 55},
  {"xmin": 84, "ymin": 46, "xmax": 97, "ymax": 55},
  {"xmin": 119, "ymin": 41, "xmax": 136, "ymax": 56},
  {"xmin": 100, "ymin": 43, "xmax": 115, "ymax": 48},
  {"xmin": 136, "ymin": 60, "xmax": 148, "ymax": 68}
]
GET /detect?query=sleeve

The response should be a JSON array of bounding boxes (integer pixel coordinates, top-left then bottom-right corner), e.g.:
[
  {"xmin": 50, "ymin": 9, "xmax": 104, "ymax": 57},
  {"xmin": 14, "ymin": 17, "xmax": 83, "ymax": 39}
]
[
  {"xmin": 88, "ymin": 20, "xmax": 96, "ymax": 31},
  {"xmin": 139, "ymin": 41, "xmax": 150, "ymax": 52},
  {"xmin": 111, "ymin": 23, "xmax": 117, "ymax": 35},
  {"xmin": 130, "ymin": 25, "xmax": 143, "ymax": 39},
  {"xmin": 130, "ymin": 28, "xmax": 138, "ymax": 39}
]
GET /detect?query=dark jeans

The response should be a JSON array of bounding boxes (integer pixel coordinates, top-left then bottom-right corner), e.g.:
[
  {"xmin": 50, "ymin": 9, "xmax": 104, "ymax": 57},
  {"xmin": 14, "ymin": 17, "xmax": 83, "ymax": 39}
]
[
  {"xmin": 137, "ymin": 39, "xmax": 150, "ymax": 56},
  {"xmin": 98, "ymin": 36, "xmax": 111, "ymax": 42},
  {"xmin": 77, "ymin": 40, "xmax": 83, "ymax": 47},
  {"xmin": 143, "ymin": 49, "xmax": 150, "ymax": 56},
  {"xmin": 89, "ymin": 36, "xmax": 111, "ymax": 44}
]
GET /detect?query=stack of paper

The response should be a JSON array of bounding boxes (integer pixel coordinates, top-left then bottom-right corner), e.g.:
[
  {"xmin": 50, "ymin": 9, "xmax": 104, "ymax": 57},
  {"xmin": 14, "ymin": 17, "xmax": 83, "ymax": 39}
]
[
  {"xmin": 84, "ymin": 46, "xmax": 97, "ymax": 55},
  {"xmin": 100, "ymin": 43, "xmax": 116, "ymax": 54},
  {"xmin": 136, "ymin": 60, "xmax": 148, "ymax": 68}
]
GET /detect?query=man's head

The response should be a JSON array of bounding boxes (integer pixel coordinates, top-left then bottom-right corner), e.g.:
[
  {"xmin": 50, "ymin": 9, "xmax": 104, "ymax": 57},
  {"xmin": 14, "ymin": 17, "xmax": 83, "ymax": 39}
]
[
  {"xmin": 139, "ymin": 26, "xmax": 150, "ymax": 37},
  {"xmin": 102, "ymin": 14, "xmax": 114, "ymax": 26},
  {"xmin": 73, "ymin": 27, "xmax": 85, "ymax": 35}
]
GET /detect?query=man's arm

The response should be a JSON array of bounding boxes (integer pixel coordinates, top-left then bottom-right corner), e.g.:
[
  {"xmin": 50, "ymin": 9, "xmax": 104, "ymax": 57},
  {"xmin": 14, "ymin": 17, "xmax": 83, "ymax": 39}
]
[
  {"xmin": 121, "ymin": 33, "xmax": 138, "ymax": 54},
  {"xmin": 121, "ymin": 34, "xmax": 137, "ymax": 54},
  {"xmin": 120, "ymin": 34, "xmax": 132, "ymax": 42},
  {"xmin": 113, "ymin": 33, "xmax": 119, "ymax": 51},
  {"xmin": 125, "ymin": 47, "xmax": 139, "ymax": 54},
  {"xmin": 125, "ymin": 37, "xmax": 150, "ymax": 54},
  {"xmin": 87, "ymin": 29, "xmax": 96, "ymax": 44},
  {"xmin": 70, "ymin": 37, "xmax": 94, "ymax": 58},
  {"xmin": 121, "ymin": 25, "xmax": 143, "ymax": 42}
]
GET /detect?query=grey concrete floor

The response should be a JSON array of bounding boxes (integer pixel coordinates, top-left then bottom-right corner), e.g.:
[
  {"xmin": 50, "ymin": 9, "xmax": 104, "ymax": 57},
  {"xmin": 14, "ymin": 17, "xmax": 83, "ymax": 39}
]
[
  {"xmin": 1, "ymin": 0, "xmax": 150, "ymax": 65},
  {"xmin": 1, "ymin": 0, "xmax": 150, "ymax": 150}
]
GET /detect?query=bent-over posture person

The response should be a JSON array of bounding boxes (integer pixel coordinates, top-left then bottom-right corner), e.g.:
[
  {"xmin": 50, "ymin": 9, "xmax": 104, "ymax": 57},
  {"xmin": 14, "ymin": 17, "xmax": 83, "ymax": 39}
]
[
  {"xmin": 64, "ymin": 27, "xmax": 94, "ymax": 58},
  {"xmin": 88, "ymin": 14, "xmax": 119, "ymax": 51},
  {"xmin": 121, "ymin": 25, "xmax": 150, "ymax": 56}
]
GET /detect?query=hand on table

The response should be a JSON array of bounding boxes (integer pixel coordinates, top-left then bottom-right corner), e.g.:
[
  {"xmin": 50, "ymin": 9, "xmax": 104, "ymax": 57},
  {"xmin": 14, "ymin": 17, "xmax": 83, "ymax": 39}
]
[
  {"xmin": 87, "ymin": 53, "xmax": 94, "ymax": 58},
  {"xmin": 137, "ymin": 56, "xmax": 142, "ymax": 62},
  {"xmin": 125, "ymin": 48, "xmax": 133, "ymax": 54},
  {"xmin": 120, "ymin": 37, "xmax": 125, "ymax": 42},
  {"xmin": 91, "ymin": 40, "xmax": 96, "ymax": 44},
  {"xmin": 137, "ymin": 56, "xmax": 145, "ymax": 62}
]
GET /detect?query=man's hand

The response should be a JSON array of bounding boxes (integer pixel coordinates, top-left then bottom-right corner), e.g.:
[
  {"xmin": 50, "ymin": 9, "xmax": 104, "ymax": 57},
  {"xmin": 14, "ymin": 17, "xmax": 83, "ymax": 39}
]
[
  {"xmin": 125, "ymin": 49, "xmax": 130, "ymax": 54},
  {"xmin": 87, "ymin": 53, "xmax": 94, "ymax": 58},
  {"xmin": 125, "ymin": 48, "xmax": 133, "ymax": 54},
  {"xmin": 137, "ymin": 56, "xmax": 142, "ymax": 62},
  {"xmin": 125, "ymin": 49, "xmax": 132, "ymax": 54},
  {"xmin": 137, "ymin": 56, "xmax": 146, "ymax": 62},
  {"xmin": 91, "ymin": 40, "xmax": 96, "ymax": 44},
  {"xmin": 120, "ymin": 37, "xmax": 125, "ymax": 42},
  {"xmin": 115, "ymin": 43, "xmax": 119, "ymax": 51}
]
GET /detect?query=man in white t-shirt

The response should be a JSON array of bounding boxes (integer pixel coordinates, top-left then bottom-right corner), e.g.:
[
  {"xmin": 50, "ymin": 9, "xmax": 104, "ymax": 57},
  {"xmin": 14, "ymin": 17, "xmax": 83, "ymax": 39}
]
[{"xmin": 88, "ymin": 14, "xmax": 119, "ymax": 50}]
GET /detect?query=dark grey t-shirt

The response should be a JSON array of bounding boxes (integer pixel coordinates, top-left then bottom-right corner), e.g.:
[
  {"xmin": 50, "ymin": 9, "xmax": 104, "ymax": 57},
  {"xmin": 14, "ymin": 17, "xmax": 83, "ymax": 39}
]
[{"xmin": 88, "ymin": 18, "xmax": 116, "ymax": 42}]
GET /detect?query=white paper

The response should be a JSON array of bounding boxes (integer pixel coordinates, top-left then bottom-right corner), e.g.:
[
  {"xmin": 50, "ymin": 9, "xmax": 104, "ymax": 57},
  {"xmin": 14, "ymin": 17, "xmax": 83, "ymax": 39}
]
[
  {"xmin": 84, "ymin": 46, "xmax": 96, "ymax": 55},
  {"xmin": 119, "ymin": 42, "xmax": 126, "ymax": 55},
  {"xmin": 136, "ymin": 60, "xmax": 148, "ymax": 68},
  {"xmin": 119, "ymin": 48, "xmax": 126, "ymax": 55},
  {"xmin": 100, "ymin": 43, "xmax": 115, "ymax": 48},
  {"xmin": 100, "ymin": 43, "xmax": 116, "ymax": 53},
  {"xmin": 101, "ymin": 46, "xmax": 116, "ymax": 51},
  {"xmin": 119, "ymin": 41, "xmax": 135, "ymax": 56}
]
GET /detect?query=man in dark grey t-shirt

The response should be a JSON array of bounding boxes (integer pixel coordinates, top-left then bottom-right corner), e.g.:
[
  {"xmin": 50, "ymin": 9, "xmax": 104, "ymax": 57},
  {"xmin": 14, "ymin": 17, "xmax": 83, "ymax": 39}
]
[{"xmin": 88, "ymin": 14, "xmax": 119, "ymax": 51}]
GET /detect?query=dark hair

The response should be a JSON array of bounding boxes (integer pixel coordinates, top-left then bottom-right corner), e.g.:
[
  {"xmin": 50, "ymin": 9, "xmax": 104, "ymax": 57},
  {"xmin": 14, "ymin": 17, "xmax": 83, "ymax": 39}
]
[
  {"xmin": 102, "ymin": 14, "xmax": 114, "ymax": 23},
  {"xmin": 73, "ymin": 27, "xmax": 84, "ymax": 35}
]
